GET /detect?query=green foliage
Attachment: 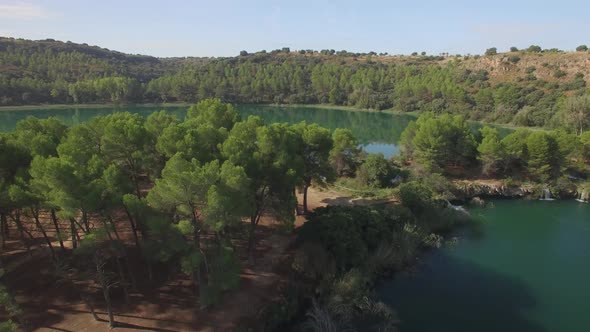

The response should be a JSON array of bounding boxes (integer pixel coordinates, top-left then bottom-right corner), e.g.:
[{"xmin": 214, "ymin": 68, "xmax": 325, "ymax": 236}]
[
  {"xmin": 397, "ymin": 181, "xmax": 434, "ymax": 214},
  {"xmin": 553, "ymin": 69, "xmax": 567, "ymax": 78},
  {"xmin": 401, "ymin": 113, "xmax": 476, "ymax": 172},
  {"xmin": 477, "ymin": 126, "xmax": 506, "ymax": 175},
  {"xmin": 526, "ymin": 131, "xmax": 562, "ymax": 181},
  {"xmin": 485, "ymin": 47, "xmax": 497, "ymax": 56},
  {"xmin": 330, "ymin": 128, "xmax": 362, "ymax": 177},
  {"xmin": 295, "ymin": 122, "xmax": 335, "ymax": 187},
  {"xmin": 501, "ymin": 128, "xmax": 530, "ymax": 170},
  {"xmin": 559, "ymin": 95, "xmax": 590, "ymax": 135},
  {"xmin": 147, "ymin": 154, "xmax": 250, "ymax": 229},
  {"xmin": 576, "ymin": 45, "xmax": 588, "ymax": 52},
  {"xmin": 200, "ymin": 245, "xmax": 241, "ymax": 306},
  {"xmin": 12, "ymin": 117, "xmax": 67, "ymax": 157},
  {"xmin": 0, "ymin": 320, "xmax": 18, "ymax": 332},
  {"xmin": 508, "ymin": 55, "xmax": 521, "ymax": 64},
  {"xmin": 297, "ymin": 206, "xmax": 395, "ymax": 272},
  {"xmin": 2, "ymin": 38, "xmax": 588, "ymax": 129},
  {"xmin": 357, "ymin": 153, "xmax": 399, "ymax": 188},
  {"xmin": 581, "ymin": 131, "xmax": 590, "ymax": 161},
  {"xmin": 0, "ymin": 284, "xmax": 21, "ymax": 324},
  {"xmin": 527, "ymin": 45, "xmax": 542, "ymax": 53},
  {"xmin": 186, "ymin": 98, "xmax": 240, "ymax": 130}
]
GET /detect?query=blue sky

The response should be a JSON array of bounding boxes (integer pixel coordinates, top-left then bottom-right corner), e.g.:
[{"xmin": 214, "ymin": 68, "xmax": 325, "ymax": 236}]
[{"xmin": 1, "ymin": 0, "xmax": 589, "ymax": 57}]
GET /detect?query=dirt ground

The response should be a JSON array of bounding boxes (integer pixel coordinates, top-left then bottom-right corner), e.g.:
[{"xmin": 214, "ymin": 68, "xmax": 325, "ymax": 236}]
[{"xmin": 1, "ymin": 186, "xmax": 384, "ymax": 332}]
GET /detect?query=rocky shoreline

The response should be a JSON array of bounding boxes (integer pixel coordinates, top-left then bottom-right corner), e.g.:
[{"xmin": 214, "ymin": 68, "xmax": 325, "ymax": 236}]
[{"xmin": 451, "ymin": 180, "xmax": 589, "ymax": 203}]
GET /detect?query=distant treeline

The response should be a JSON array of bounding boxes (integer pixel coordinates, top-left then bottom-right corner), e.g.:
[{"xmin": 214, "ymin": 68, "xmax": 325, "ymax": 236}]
[{"xmin": 1, "ymin": 37, "xmax": 589, "ymax": 130}]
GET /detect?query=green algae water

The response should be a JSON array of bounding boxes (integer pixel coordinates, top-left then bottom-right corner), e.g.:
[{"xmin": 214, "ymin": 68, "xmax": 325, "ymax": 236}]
[
  {"xmin": 0, "ymin": 104, "xmax": 414, "ymax": 157},
  {"xmin": 1, "ymin": 104, "xmax": 584, "ymax": 331},
  {"xmin": 379, "ymin": 199, "xmax": 590, "ymax": 332}
]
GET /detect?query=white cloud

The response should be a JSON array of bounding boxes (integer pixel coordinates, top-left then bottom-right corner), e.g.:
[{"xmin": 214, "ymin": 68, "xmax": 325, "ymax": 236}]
[{"xmin": 0, "ymin": 2, "xmax": 51, "ymax": 19}]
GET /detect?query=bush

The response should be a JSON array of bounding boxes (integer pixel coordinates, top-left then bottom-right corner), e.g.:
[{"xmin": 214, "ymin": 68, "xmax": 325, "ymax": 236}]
[
  {"xmin": 527, "ymin": 45, "xmax": 542, "ymax": 52},
  {"xmin": 357, "ymin": 154, "xmax": 399, "ymax": 188},
  {"xmin": 398, "ymin": 181, "xmax": 434, "ymax": 214},
  {"xmin": 551, "ymin": 176, "xmax": 577, "ymax": 198},
  {"xmin": 554, "ymin": 69, "xmax": 567, "ymax": 78},
  {"xmin": 485, "ymin": 47, "xmax": 497, "ymax": 56},
  {"xmin": 297, "ymin": 206, "xmax": 407, "ymax": 272},
  {"xmin": 576, "ymin": 45, "xmax": 588, "ymax": 52},
  {"xmin": 508, "ymin": 55, "xmax": 521, "ymax": 64},
  {"xmin": 510, "ymin": 46, "xmax": 519, "ymax": 52}
]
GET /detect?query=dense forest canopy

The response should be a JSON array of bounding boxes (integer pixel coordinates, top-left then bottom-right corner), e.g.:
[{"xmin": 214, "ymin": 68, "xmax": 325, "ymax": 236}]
[{"xmin": 2, "ymin": 37, "xmax": 590, "ymax": 130}]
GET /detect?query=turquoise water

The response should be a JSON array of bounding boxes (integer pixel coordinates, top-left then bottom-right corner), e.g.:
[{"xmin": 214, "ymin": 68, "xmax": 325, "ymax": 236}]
[
  {"xmin": 378, "ymin": 199, "xmax": 590, "ymax": 332},
  {"xmin": 0, "ymin": 104, "xmax": 414, "ymax": 158},
  {"xmin": 2, "ymin": 104, "xmax": 585, "ymax": 331}
]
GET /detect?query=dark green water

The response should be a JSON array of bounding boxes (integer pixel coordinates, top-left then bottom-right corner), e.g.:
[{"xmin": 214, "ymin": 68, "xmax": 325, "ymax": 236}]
[
  {"xmin": 2, "ymin": 104, "xmax": 585, "ymax": 331},
  {"xmin": 0, "ymin": 104, "xmax": 414, "ymax": 158},
  {"xmin": 379, "ymin": 199, "xmax": 590, "ymax": 332}
]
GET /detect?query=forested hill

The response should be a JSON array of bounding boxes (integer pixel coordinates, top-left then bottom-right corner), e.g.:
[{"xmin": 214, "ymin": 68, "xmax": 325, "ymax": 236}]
[{"xmin": 1, "ymin": 37, "xmax": 590, "ymax": 129}]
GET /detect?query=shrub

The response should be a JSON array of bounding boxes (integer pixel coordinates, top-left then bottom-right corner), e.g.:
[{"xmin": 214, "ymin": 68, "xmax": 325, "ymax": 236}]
[
  {"xmin": 398, "ymin": 181, "xmax": 434, "ymax": 214},
  {"xmin": 508, "ymin": 55, "xmax": 521, "ymax": 64},
  {"xmin": 527, "ymin": 45, "xmax": 542, "ymax": 52},
  {"xmin": 510, "ymin": 46, "xmax": 519, "ymax": 52},
  {"xmin": 576, "ymin": 45, "xmax": 588, "ymax": 52},
  {"xmin": 357, "ymin": 154, "xmax": 399, "ymax": 188},
  {"xmin": 554, "ymin": 69, "xmax": 567, "ymax": 78},
  {"xmin": 485, "ymin": 47, "xmax": 497, "ymax": 56}
]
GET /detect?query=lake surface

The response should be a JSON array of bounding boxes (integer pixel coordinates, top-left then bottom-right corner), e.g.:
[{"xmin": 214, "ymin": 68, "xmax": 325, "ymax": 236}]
[
  {"xmin": 0, "ymin": 104, "xmax": 415, "ymax": 158},
  {"xmin": 379, "ymin": 199, "xmax": 590, "ymax": 332},
  {"xmin": 2, "ymin": 104, "xmax": 584, "ymax": 331}
]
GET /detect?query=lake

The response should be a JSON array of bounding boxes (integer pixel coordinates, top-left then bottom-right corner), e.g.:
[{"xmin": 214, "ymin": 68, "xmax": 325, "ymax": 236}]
[
  {"xmin": 0, "ymin": 104, "xmax": 415, "ymax": 158},
  {"xmin": 378, "ymin": 199, "xmax": 590, "ymax": 332},
  {"xmin": 2, "ymin": 104, "xmax": 586, "ymax": 331}
]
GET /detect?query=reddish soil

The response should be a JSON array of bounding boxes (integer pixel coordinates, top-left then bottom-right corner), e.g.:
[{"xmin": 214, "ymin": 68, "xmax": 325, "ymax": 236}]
[{"xmin": 0, "ymin": 186, "xmax": 374, "ymax": 332}]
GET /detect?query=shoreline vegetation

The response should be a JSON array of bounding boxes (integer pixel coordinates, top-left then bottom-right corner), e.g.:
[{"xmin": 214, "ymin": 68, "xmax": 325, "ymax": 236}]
[
  {"xmin": 1, "ymin": 36, "xmax": 590, "ymax": 331},
  {"xmin": 0, "ymin": 102, "xmax": 546, "ymax": 135},
  {"xmin": 0, "ymin": 99, "xmax": 588, "ymax": 331},
  {"xmin": 2, "ymin": 37, "xmax": 590, "ymax": 132}
]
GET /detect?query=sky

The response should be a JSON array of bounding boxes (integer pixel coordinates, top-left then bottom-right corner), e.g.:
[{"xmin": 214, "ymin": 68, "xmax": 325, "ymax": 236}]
[{"xmin": 1, "ymin": 0, "xmax": 589, "ymax": 58}]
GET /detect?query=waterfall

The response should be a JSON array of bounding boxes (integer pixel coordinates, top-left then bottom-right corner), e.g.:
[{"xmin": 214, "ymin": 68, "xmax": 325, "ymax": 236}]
[
  {"xmin": 539, "ymin": 188, "xmax": 554, "ymax": 201},
  {"xmin": 446, "ymin": 200, "xmax": 470, "ymax": 215},
  {"xmin": 576, "ymin": 191, "xmax": 588, "ymax": 203}
]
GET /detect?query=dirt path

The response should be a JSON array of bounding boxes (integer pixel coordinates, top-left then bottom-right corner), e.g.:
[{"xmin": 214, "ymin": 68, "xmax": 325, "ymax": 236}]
[{"xmin": 4, "ymin": 186, "xmax": 393, "ymax": 332}]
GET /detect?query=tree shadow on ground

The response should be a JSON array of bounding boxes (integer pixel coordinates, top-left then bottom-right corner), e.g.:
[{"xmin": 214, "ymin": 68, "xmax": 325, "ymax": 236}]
[{"xmin": 378, "ymin": 251, "xmax": 546, "ymax": 332}]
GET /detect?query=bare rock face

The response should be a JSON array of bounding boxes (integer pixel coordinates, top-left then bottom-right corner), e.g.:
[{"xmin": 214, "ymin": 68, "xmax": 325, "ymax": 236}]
[
  {"xmin": 452, "ymin": 181, "xmax": 535, "ymax": 200},
  {"xmin": 453, "ymin": 180, "xmax": 581, "ymax": 201},
  {"xmin": 469, "ymin": 197, "xmax": 486, "ymax": 206}
]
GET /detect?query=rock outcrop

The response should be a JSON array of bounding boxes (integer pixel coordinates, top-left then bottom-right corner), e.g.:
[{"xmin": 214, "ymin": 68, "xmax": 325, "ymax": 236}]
[{"xmin": 452, "ymin": 181, "xmax": 535, "ymax": 201}]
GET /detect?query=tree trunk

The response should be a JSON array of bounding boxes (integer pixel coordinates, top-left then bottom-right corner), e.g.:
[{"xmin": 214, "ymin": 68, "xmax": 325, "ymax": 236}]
[
  {"xmin": 191, "ymin": 210, "xmax": 207, "ymax": 307},
  {"xmin": 134, "ymin": 178, "xmax": 141, "ymax": 199},
  {"xmin": 96, "ymin": 256, "xmax": 115, "ymax": 328},
  {"xmin": 82, "ymin": 211, "xmax": 90, "ymax": 233},
  {"xmin": 247, "ymin": 212, "xmax": 261, "ymax": 265},
  {"xmin": 122, "ymin": 205, "xmax": 140, "ymax": 249},
  {"xmin": 31, "ymin": 207, "xmax": 55, "ymax": 260},
  {"xmin": 2, "ymin": 216, "xmax": 8, "ymax": 239},
  {"xmin": 81, "ymin": 295, "xmax": 100, "ymax": 321},
  {"xmin": 303, "ymin": 184, "xmax": 309, "ymax": 214},
  {"xmin": 11, "ymin": 210, "xmax": 31, "ymax": 252},
  {"xmin": 107, "ymin": 215, "xmax": 138, "ymax": 292},
  {"xmin": 69, "ymin": 218, "xmax": 77, "ymax": 249},
  {"xmin": 50, "ymin": 209, "xmax": 66, "ymax": 252},
  {"xmin": 0, "ymin": 213, "xmax": 6, "ymax": 249},
  {"xmin": 115, "ymin": 257, "xmax": 130, "ymax": 304}
]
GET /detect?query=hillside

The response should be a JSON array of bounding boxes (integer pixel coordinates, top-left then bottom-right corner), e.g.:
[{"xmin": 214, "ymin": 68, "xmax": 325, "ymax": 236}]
[{"xmin": 1, "ymin": 37, "xmax": 589, "ymax": 129}]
